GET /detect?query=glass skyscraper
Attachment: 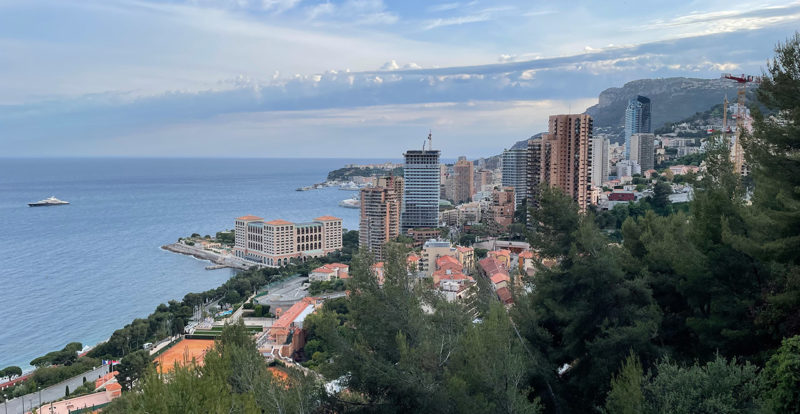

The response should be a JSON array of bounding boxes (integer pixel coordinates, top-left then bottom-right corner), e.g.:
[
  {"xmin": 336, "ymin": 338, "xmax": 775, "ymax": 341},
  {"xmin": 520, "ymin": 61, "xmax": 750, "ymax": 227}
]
[{"xmin": 624, "ymin": 95, "xmax": 651, "ymax": 159}]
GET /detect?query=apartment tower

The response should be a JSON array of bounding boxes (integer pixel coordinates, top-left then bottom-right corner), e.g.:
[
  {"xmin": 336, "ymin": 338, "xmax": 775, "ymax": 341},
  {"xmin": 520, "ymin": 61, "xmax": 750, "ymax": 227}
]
[
  {"xmin": 501, "ymin": 147, "xmax": 528, "ymax": 207},
  {"xmin": 402, "ymin": 137, "xmax": 441, "ymax": 232},
  {"xmin": 453, "ymin": 157, "xmax": 474, "ymax": 204},
  {"xmin": 625, "ymin": 96, "xmax": 651, "ymax": 159},
  {"xmin": 539, "ymin": 114, "xmax": 593, "ymax": 210},
  {"xmin": 590, "ymin": 137, "xmax": 610, "ymax": 187},
  {"xmin": 234, "ymin": 215, "xmax": 343, "ymax": 267},
  {"xmin": 359, "ymin": 176, "xmax": 404, "ymax": 260},
  {"xmin": 629, "ymin": 133, "xmax": 655, "ymax": 171}
]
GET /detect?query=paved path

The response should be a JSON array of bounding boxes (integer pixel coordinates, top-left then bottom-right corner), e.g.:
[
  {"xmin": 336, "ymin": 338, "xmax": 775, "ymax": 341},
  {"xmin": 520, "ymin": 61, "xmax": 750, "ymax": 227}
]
[{"xmin": 0, "ymin": 365, "xmax": 109, "ymax": 414}]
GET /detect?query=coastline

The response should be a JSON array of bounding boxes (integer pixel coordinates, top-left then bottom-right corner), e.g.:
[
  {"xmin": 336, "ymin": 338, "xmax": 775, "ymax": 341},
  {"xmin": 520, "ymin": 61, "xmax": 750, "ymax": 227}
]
[{"xmin": 161, "ymin": 243, "xmax": 249, "ymax": 270}]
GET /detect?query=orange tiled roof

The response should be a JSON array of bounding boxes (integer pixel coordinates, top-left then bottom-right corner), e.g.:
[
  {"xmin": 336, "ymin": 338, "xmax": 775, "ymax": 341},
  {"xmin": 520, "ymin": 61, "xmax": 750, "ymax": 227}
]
[
  {"xmin": 456, "ymin": 246, "xmax": 474, "ymax": 253},
  {"xmin": 329, "ymin": 263, "xmax": 349, "ymax": 270},
  {"xmin": 496, "ymin": 286, "xmax": 513, "ymax": 304},
  {"xmin": 490, "ymin": 272, "xmax": 511, "ymax": 285},
  {"xmin": 479, "ymin": 257, "xmax": 508, "ymax": 277},
  {"xmin": 105, "ymin": 382, "xmax": 122, "ymax": 392},
  {"xmin": 266, "ymin": 219, "xmax": 293, "ymax": 226},
  {"xmin": 236, "ymin": 215, "xmax": 263, "ymax": 221},
  {"xmin": 373, "ymin": 261, "xmax": 385, "ymax": 268},
  {"xmin": 312, "ymin": 266, "xmax": 335, "ymax": 273},
  {"xmin": 407, "ymin": 254, "xmax": 420, "ymax": 262},
  {"xmin": 272, "ymin": 297, "xmax": 316, "ymax": 330},
  {"xmin": 314, "ymin": 216, "xmax": 341, "ymax": 221},
  {"xmin": 436, "ymin": 255, "xmax": 462, "ymax": 269},
  {"xmin": 489, "ymin": 249, "xmax": 511, "ymax": 257},
  {"xmin": 519, "ymin": 251, "xmax": 534, "ymax": 259},
  {"xmin": 434, "ymin": 269, "xmax": 472, "ymax": 282}
]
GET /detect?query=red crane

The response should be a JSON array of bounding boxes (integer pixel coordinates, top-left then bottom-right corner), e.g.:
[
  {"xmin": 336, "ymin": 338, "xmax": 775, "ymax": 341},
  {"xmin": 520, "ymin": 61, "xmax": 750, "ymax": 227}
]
[{"xmin": 721, "ymin": 73, "xmax": 760, "ymax": 175}]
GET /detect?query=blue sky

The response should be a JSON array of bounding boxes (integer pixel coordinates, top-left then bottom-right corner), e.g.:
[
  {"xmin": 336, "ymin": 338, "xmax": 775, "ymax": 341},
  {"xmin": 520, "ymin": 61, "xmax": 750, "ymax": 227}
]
[{"xmin": 1, "ymin": 0, "xmax": 799, "ymax": 158}]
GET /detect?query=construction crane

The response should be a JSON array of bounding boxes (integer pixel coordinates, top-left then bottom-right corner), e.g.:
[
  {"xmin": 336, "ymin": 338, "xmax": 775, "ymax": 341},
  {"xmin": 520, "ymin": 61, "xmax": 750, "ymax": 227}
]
[{"xmin": 722, "ymin": 73, "xmax": 760, "ymax": 175}]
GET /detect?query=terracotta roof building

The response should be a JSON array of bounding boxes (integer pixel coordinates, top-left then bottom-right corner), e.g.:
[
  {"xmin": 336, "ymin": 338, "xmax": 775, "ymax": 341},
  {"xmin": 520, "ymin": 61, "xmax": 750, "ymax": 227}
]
[{"xmin": 234, "ymin": 215, "xmax": 343, "ymax": 267}]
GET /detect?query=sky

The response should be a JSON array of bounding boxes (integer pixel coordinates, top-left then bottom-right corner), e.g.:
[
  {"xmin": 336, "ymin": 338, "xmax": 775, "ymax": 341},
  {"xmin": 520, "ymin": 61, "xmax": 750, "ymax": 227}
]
[{"xmin": 1, "ymin": 0, "xmax": 799, "ymax": 158}]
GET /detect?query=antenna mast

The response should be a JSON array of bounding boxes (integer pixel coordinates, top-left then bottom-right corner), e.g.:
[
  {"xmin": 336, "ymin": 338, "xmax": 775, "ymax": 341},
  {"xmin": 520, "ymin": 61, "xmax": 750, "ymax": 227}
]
[{"xmin": 427, "ymin": 130, "xmax": 433, "ymax": 151}]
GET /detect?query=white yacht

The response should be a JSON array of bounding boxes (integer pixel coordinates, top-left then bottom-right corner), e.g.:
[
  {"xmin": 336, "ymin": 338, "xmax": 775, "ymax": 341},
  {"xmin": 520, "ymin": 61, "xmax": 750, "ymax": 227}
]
[
  {"xmin": 28, "ymin": 196, "xmax": 70, "ymax": 207},
  {"xmin": 338, "ymin": 195, "xmax": 360, "ymax": 209}
]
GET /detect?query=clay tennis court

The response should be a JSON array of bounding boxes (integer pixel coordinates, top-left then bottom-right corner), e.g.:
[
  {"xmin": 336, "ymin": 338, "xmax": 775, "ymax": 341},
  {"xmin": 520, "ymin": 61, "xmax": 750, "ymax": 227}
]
[{"xmin": 155, "ymin": 339, "xmax": 215, "ymax": 373}]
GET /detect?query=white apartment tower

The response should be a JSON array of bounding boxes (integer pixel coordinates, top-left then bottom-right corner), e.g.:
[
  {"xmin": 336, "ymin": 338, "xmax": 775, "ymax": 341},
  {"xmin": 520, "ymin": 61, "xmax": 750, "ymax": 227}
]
[
  {"xmin": 402, "ymin": 136, "xmax": 441, "ymax": 233},
  {"xmin": 590, "ymin": 137, "xmax": 610, "ymax": 187}
]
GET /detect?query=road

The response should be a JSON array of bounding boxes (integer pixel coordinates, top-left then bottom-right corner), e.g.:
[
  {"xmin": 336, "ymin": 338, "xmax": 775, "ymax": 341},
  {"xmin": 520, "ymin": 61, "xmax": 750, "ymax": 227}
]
[{"xmin": 0, "ymin": 364, "xmax": 110, "ymax": 414}]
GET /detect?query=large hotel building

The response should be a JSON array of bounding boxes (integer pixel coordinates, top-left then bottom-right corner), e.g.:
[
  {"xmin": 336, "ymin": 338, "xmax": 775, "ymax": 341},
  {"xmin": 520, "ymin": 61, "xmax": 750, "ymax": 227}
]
[{"xmin": 234, "ymin": 215, "xmax": 343, "ymax": 267}]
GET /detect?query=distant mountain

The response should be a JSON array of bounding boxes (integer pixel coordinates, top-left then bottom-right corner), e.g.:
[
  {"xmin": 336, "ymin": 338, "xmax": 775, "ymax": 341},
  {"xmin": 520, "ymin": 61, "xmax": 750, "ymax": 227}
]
[{"xmin": 584, "ymin": 77, "xmax": 756, "ymax": 143}]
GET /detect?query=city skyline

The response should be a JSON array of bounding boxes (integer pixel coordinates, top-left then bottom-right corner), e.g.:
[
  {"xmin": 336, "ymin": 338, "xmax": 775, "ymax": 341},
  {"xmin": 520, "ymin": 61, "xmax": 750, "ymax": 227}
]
[{"xmin": 1, "ymin": 0, "xmax": 799, "ymax": 158}]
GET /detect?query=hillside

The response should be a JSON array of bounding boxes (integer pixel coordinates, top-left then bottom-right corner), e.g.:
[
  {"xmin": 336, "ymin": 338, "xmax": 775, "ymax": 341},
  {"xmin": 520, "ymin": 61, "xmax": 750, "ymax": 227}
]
[{"xmin": 584, "ymin": 77, "xmax": 756, "ymax": 143}]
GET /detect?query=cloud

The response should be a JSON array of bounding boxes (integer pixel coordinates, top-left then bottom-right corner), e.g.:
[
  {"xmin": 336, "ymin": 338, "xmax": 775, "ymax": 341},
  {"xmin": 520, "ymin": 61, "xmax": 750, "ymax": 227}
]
[
  {"xmin": 423, "ymin": 12, "xmax": 492, "ymax": 30},
  {"xmin": 305, "ymin": 0, "xmax": 398, "ymax": 25}
]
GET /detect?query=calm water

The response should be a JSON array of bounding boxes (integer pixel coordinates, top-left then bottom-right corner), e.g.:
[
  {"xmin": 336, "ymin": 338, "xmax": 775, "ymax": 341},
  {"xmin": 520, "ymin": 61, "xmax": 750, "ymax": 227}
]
[{"xmin": 0, "ymin": 158, "xmax": 368, "ymax": 370}]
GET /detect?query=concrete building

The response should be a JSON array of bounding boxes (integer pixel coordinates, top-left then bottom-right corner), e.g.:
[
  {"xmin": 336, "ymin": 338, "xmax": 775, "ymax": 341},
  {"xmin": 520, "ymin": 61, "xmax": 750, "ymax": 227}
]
[
  {"xmin": 590, "ymin": 137, "xmax": 610, "ymax": 187},
  {"xmin": 625, "ymin": 96, "xmax": 652, "ymax": 159},
  {"xmin": 453, "ymin": 157, "xmax": 474, "ymax": 204},
  {"xmin": 420, "ymin": 239, "xmax": 456, "ymax": 276},
  {"xmin": 359, "ymin": 176, "xmax": 403, "ymax": 260},
  {"xmin": 539, "ymin": 114, "xmax": 594, "ymax": 210},
  {"xmin": 309, "ymin": 263, "xmax": 349, "ymax": 282},
  {"xmin": 475, "ymin": 169, "xmax": 494, "ymax": 193},
  {"xmin": 489, "ymin": 186, "xmax": 515, "ymax": 230},
  {"xmin": 402, "ymin": 143, "xmax": 441, "ymax": 232},
  {"xmin": 234, "ymin": 215, "xmax": 343, "ymax": 267},
  {"xmin": 502, "ymin": 148, "xmax": 528, "ymax": 207},
  {"xmin": 616, "ymin": 160, "xmax": 642, "ymax": 178},
  {"xmin": 630, "ymin": 133, "xmax": 655, "ymax": 171}
]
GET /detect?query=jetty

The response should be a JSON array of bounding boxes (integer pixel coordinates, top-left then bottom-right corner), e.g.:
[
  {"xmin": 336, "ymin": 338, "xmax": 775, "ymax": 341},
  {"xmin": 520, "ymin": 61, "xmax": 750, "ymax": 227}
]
[{"xmin": 161, "ymin": 242, "xmax": 249, "ymax": 270}]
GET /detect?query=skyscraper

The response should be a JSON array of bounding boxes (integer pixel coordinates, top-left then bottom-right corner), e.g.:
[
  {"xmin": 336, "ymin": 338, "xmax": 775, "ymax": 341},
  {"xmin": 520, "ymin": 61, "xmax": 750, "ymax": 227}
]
[
  {"xmin": 625, "ymin": 95, "xmax": 651, "ymax": 159},
  {"xmin": 629, "ymin": 133, "xmax": 655, "ymax": 171},
  {"xmin": 453, "ymin": 157, "xmax": 474, "ymax": 204},
  {"xmin": 539, "ymin": 114, "xmax": 593, "ymax": 210},
  {"xmin": 526, "ymin": 138, "xmax": 543, "ymax": 208},
  {"xmin": 501, "ymin": 148, "xmax": 528, "ymax": 207},
  {"xmin": 402, "ymin": 138, "xmax": 441, "ymax": 233},
  {"xmin": 590, "ymin": 137, "xmax": 609, "ymax": 187},
  {"xmin": 360, "ymin": 176, "xmax": 403, "ymax": 260}
]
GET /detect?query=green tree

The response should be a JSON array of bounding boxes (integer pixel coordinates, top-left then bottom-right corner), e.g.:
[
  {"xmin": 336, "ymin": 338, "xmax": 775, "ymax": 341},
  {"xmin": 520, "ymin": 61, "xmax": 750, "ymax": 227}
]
[
  {"xmin": 520, "ymin": 190, "xmax": 662, "ymax": 410},
  {"xmin": 763, "ymin": 335, "xmax": 800, "ymax": 413},
  {"xmin": 528, "ymin": 186, "xmax": 580, "ymax": 258},
  {"xmin": 116, "ymin": 350, "xmax": 151, "ymax": 391},
  {"xmin": 604, "ymin": 351, "xmax": 644, "ymax": 414},
  {"xmin": 643, "ymin": 355, "xmax": 761, "ymax": 414}
]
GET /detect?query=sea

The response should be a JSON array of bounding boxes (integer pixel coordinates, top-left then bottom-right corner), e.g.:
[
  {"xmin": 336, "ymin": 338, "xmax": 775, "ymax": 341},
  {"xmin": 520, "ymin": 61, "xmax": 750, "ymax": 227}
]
[{"xmin": 0, "ymin": 158, "xmax": 378, "ymax": 370}]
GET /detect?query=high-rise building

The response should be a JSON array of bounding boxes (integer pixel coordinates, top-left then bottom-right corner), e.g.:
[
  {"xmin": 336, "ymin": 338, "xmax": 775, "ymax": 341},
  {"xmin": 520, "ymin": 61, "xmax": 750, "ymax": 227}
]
[
  {"xmin": 402, "ymin": 142, "xmax": 441, "ymax": 233},
  {"xmin": 629, "ymin": 133, "xmax": 655, "ymax": 171},
  {"xmin": 625, "ymin": 96, "xmax": 651, "ymax": 159},
  {"xmin": 359, "ymin": 176, "xmax": 403, "ymax": 260},
  {"xmin": 615, "ymin": 159, "xmax": 642, "ymax": 177},
  {"xmin": 590, "ymin": 137, "xmax": 610, "ymax": 187},
  {"xmin": 501, "ymin": 148, "xmax": 528, "ymax": 207},
  {"xmin": 475, "ymin": 169, "xmax": 494, "ymax": 193},
  {"xmin": 453, "ymin": 157, "xmax": 474, "ymax": 204},
  {"xmin": 526, "ymin": 138, "xmax": 543, "ymax": 208},
  {"xmin": 539, "ymin": 114, "xmax": 593, "ymax": 210},
  {"xmin": 234, "ymin": 215, "xmax": 343, "ymax": 267}
]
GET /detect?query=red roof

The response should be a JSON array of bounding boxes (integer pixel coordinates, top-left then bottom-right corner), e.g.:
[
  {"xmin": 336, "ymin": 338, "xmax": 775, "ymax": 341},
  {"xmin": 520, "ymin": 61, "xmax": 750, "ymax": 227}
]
[
  {"xmin": 236, "ymin": 215, "xmax": 263, "ymax": 221},
  {"xmin": 456, "ymin": 246, "xmax": 473, "ymax": 253},
  {"xmin": 272, "ymin": 298, "xmax": 316, "ymax": 330},
  {"xmin": 434, "ymin": 269, "xmax": 473, "ymax": 282},
  {"xmin": 314, "ymin": 216, "xmax": 341, "ymax": 221},
  {"xmin": 490, "ymin": 272, "xmax": 511, "ymax": 285},
  {"xmin": 519, "ymin": 251, "xmax": 534, "ymax": 259},
  {"xmin": 373, "ymin": 261, "xmax": 385, "ymax": 268},
  {"xmin": 479, "ymin": 257, "xmax": 508, "ymax": 277},
  {"xmin": 436, "ymin": 255, "xmax": 462, "ymax": 270},
  {"xmin": 407, "ymin": 254, "xmax": 420, "ymax": 262},
  {"xmin": 489, "ymin": 249, "xmax": 511, "ymax": 258},
  {"xmin": 266, "ymin": 219, "xmax": 293, "ymax": 226},
  {"xmin": 609, "ymin": 192, "xmax": 635, "ymax": 201},
  {"xmin": 496, "ymin": 287, "xmax": 513, "ymax": 304}
]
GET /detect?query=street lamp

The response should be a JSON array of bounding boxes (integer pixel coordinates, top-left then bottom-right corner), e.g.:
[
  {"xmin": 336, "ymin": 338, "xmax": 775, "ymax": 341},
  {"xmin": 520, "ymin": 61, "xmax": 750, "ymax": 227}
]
[{"xmin": 3, "ymin": 393, "xmax": 7, "ymax": 414}]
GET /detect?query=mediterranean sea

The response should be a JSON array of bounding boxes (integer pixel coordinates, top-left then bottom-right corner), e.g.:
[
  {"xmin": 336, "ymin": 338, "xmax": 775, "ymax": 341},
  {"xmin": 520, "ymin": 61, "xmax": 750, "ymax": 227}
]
[{"xmin": 0, "ymin": 158, "xmax": 376, "ymax": 370}]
